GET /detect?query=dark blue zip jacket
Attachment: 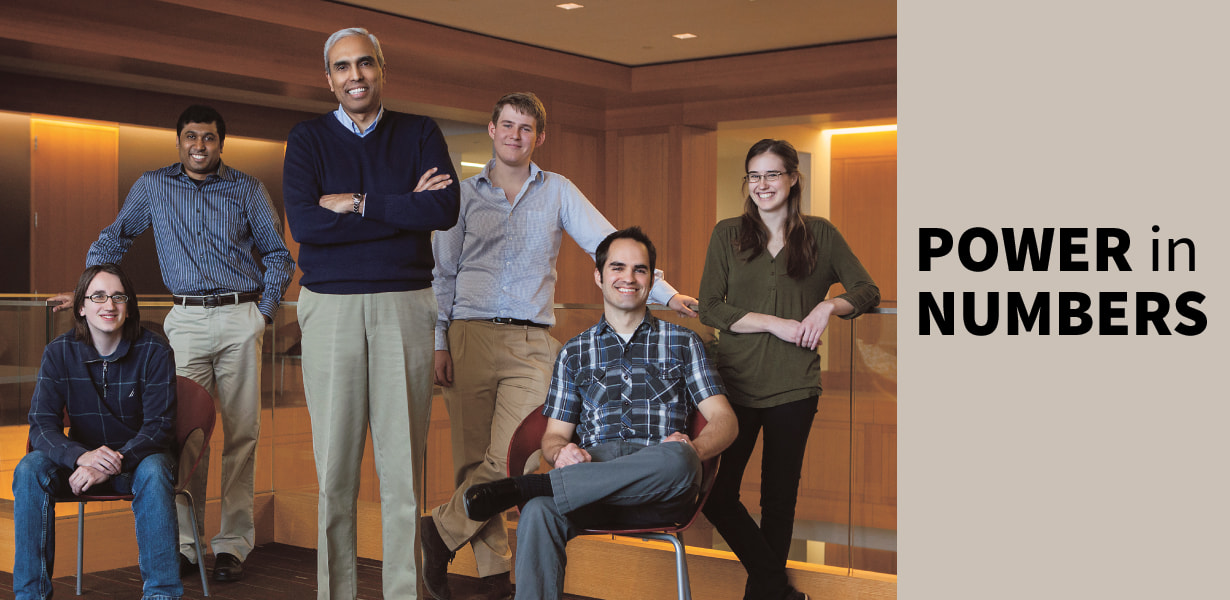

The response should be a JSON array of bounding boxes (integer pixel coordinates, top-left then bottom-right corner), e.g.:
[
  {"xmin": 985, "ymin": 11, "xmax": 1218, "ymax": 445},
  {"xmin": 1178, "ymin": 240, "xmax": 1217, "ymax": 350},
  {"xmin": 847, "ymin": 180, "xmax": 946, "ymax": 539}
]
[{"xmin": 28, "ymin": 328, "xmax": 176, "ymax": 473}]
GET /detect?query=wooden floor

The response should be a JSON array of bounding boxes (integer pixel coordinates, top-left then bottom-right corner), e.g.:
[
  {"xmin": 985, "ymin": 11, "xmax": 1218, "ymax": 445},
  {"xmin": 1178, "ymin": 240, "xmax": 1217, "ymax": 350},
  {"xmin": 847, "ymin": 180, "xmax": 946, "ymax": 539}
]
[{"xmin": 0, "ymin": 542, "xmax": 598, "ymax": 600}]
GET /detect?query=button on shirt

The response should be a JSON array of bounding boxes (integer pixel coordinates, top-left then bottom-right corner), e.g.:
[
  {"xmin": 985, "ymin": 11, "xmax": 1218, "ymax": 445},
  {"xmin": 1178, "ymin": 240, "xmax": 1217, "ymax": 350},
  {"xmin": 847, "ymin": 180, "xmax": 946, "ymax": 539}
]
[
  {"xmin": 543, "ymin": 313, "xmax": 725, "ymax": 449},
  {"xmin": 432, "ymin": 160, "xmax": 679, "ymax": 350},
  {"xmin": 87, "ymin": 162, "xmax": 295, "ymax": 319}
]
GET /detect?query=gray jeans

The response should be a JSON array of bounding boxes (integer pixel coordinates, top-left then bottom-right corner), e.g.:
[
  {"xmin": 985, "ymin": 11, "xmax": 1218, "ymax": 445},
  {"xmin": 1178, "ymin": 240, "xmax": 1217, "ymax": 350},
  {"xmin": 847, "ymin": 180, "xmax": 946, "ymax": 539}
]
[{"xmin": 513, "ymin": 440, "xmax": 701, "ymax": 599}]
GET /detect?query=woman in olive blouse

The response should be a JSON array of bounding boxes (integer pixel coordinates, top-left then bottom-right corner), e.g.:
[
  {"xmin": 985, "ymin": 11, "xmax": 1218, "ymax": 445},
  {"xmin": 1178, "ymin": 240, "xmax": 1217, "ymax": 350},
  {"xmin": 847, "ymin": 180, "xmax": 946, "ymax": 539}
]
[{"xmin": 699, "ymin": 139, "xmax": 879, "ymax": 600}]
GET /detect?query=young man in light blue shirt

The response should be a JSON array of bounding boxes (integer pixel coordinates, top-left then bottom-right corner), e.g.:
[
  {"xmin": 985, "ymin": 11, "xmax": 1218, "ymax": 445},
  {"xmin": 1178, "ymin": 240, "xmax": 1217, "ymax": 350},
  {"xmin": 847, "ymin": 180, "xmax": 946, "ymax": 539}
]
[{"xmin": 423, "ymin": 92, "xmax": 698, "ymax": 600}]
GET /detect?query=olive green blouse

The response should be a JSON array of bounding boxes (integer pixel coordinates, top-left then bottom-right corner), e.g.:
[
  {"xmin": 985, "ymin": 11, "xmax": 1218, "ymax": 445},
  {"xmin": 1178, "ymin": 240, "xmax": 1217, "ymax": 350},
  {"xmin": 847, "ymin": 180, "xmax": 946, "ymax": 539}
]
[{"xmin": 698, "ymin": 216, "xmax": 880, "ymax": 408}]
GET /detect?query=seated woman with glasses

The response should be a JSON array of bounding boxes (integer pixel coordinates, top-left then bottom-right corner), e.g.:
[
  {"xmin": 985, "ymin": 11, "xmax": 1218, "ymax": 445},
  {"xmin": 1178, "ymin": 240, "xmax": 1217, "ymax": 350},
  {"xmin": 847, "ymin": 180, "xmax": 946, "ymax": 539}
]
[
  {"xmin": 12, "ymin": 262, "xmax": 183, "ymax": 600},
  {"xmin": 698, "ymin": 139, "xmax": 880, "ymax": 600}
]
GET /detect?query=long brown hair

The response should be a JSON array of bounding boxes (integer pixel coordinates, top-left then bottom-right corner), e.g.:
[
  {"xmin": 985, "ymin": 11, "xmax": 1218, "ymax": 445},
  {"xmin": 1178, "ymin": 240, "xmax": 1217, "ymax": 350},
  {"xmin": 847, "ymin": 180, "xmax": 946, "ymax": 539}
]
[
  {"xmin": 735, "ymin": 139, "xmax": 816, "ymax": 279},
  {"xmin": 73, "ymin": 263, "xmax": 142, "ymax": 345}
]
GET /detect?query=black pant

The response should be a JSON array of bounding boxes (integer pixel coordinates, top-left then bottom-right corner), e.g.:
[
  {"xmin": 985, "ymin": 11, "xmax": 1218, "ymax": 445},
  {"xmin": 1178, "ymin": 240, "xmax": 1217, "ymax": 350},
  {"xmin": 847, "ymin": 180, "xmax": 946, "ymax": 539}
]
[{"xmin": 702, "ymin": 396, "xmax": 819, "ymax": 600}]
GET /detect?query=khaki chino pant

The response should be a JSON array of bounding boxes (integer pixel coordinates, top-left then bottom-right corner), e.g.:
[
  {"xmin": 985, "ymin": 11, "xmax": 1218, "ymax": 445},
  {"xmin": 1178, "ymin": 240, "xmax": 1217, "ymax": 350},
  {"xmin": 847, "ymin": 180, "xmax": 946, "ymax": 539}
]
[
  {"xmin": 298, "ymin": 287, "xmax": 435, "ymax": 600},
  {"xmin": 431, "ymin": 319, "xmax": 560, "ymax": 576},
  {"xmin": 164, "ymin": 302, "xmax": 265, "ymax": 562}
]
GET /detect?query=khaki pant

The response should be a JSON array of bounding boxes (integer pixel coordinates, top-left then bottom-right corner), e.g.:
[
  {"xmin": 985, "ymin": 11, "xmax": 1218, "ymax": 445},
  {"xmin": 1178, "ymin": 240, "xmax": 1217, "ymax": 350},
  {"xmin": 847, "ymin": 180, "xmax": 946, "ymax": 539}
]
[
  {"xmin": 164, "ymin": 302, "xmax": 265, "ymax": 562},
  {"xmin": 432, "ymin": 320, "xmax": 560, "ymax": 576},
  {"xmin": 298, "ymin": 287, "xmax": 436, "ymax": 600}
]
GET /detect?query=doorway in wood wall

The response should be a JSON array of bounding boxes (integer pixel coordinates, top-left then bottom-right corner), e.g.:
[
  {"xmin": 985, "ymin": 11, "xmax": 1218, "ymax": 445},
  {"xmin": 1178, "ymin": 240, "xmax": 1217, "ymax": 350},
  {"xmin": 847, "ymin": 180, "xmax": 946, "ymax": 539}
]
[{"xmin": 30, "ymin": 117, "xmax": 119, "ymax": 294}]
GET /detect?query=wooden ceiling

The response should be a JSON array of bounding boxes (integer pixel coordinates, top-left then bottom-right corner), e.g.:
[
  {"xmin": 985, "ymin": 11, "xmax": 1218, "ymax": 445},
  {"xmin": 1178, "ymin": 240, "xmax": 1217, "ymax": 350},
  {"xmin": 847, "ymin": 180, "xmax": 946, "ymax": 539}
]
[
  {"xmin": 345, "ymin": 0, "xmax": 897, "ymax": 66},
  {"xmin": 0, "ymin": 0, "xmax": 896, "ymax": 135}
]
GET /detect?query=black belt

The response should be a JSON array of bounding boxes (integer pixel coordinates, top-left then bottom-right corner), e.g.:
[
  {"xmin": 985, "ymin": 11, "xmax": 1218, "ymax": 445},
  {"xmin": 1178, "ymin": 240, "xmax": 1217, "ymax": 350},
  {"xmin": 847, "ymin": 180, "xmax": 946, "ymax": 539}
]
[
  {"xmin": 173, "ymin": 292, "xmax": 261, "ymax": 308},
  {"xmin": 482, "ymin": 317, "xmax": 549, "ymax": 329}
]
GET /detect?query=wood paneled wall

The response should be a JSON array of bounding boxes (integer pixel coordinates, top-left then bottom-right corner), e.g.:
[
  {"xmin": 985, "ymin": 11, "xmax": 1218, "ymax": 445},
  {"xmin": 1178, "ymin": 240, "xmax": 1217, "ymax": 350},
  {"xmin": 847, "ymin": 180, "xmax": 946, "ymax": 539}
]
[
  {"xmin": 0, "ymin": 113, "xmax": 32, "ymax": 293},
  {"xmin": 534, "ymin": 122, "xmax": 607, "ymax": 305},
  {"xmin": 831, "ymin": 130, "xmax": 898, "ymax": 302},
  {"xmin": 29, "ymin": 118, "xmax": 118, "ymax": 294},
  {"xmin": 2, "ymin": 0, "xmax": 894, "ymax": 302},
  {"xmin": 605, "ymin": 126, "xmax": 717, "ymax": 298}
]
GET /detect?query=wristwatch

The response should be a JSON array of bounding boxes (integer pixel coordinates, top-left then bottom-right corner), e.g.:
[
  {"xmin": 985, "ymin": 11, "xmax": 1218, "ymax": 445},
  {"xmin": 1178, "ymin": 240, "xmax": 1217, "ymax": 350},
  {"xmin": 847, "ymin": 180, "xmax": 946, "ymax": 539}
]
[{"xmin": 351, "ymin": 193, "xmax": 363, "ymax": 214}]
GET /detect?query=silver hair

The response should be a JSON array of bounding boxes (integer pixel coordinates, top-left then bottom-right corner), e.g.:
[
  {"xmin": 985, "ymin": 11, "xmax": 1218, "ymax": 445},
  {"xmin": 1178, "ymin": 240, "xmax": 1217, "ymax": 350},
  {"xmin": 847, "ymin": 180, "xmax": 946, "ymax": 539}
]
[{"xmin": 323, "ymin": 27, "xmax": 386, "ymax": 72}]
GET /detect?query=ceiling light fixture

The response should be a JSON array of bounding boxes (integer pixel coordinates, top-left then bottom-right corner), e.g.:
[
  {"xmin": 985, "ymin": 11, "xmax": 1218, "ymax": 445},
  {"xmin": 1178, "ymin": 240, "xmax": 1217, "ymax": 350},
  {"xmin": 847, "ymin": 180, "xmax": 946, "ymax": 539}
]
[
  {"xmin": 825, "ymin": 124, "xmax": 898, "ymax": 136},
  {"xmin": 556, "ymin": 3, "xmax": 584, "ymax": 9},
  {"xmin": 460, "ymin": 161, "xmax": 487, "ymax": 169},
  {"xmin": 673, "ymin": 33, "xmax": 698, "ymax": 40}
]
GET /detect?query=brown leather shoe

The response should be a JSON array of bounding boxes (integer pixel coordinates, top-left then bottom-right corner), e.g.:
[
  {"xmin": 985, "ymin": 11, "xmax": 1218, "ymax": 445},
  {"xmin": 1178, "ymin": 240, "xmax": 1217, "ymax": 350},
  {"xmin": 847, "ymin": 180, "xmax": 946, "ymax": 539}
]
[
  {"xmin": 479, "ymin": 572, "xmax": 514, "ymax": 600},
  {"xmin": 213, "ymin": 552, "xmax": 244, "ymax": 582},
  {"xmin": 421, "ymin": 516, "xmax": 455, "ymax": 600}
]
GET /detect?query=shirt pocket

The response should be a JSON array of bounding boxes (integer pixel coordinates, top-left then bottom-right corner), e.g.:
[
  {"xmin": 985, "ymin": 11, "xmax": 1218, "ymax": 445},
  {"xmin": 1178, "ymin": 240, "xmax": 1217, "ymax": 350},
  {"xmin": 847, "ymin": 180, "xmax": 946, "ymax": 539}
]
[
  {"xmin": 643, "ymin": 359, "xmax": 685, "ymax": 404},
  {"xmin": 217, "ymin": 195, "xmax": 251, "ymax": 248},
  {"xmin": 573, "ymin": 366, "xmax": 609, "ymax": 407}
]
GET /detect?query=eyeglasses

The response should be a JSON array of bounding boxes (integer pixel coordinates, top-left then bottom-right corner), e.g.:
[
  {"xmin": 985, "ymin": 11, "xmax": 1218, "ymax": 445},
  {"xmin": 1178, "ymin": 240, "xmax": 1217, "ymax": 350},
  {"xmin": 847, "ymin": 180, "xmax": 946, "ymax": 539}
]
[
  {"xmin": 745, "ymin": 171, "xmax": 787, "ymax": 184},
  {"xmin": 87, "ymin": 293, "xmax": 129, "ymax": 304}
]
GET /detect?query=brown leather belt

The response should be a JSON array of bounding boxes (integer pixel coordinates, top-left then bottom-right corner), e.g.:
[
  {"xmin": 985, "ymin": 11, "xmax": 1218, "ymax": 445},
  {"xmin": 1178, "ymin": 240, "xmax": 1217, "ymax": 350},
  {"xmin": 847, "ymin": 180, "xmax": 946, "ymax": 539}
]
[{"xmin": 173, "ymin": 292, "xmax": 261, "ymax": 308}]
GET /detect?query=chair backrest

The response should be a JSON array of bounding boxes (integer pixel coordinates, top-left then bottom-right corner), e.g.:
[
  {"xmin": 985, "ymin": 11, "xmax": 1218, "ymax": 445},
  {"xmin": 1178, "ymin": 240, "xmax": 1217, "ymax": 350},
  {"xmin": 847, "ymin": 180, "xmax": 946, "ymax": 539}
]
[
  {"xmin": 174, "ymin": 376, "xmax": 217, "ymax": 492},
  {"xmin": 24, "ymin": 376, "xmax": 217, "ymax": 501},
  {"xmin": 507, "ymin": 405, "xmax": 550, "ymax": 479},
  {"xmin": 506, "ymin": 404, "xmax": 721, "ymax": 530}
]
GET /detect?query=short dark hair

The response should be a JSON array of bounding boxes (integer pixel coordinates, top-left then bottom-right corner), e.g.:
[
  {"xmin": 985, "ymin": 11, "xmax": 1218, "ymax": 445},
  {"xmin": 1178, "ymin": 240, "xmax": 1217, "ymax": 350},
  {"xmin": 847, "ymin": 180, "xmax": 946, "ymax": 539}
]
[
  {"xmin": 491, "ymin": 92, "xmax": 547, "ymax": 135},
  {"xmin": 595, "ymin": 226, "xmax": 656, "ymax": 275},
  {"xmin": 73, "ymin": 263, "xmax": 142, "ymax": 345},
  {"xmin": 176, "ymin": 104, "xmax": 226, "ymax": 143}
]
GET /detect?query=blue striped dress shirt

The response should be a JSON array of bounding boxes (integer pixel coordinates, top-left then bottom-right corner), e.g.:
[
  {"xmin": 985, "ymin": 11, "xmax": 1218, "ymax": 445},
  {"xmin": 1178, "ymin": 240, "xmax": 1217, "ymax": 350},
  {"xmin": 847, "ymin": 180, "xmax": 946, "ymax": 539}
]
[{"xmin": 87, "ymin": 162, "xmax": 295, "ymax": 318}]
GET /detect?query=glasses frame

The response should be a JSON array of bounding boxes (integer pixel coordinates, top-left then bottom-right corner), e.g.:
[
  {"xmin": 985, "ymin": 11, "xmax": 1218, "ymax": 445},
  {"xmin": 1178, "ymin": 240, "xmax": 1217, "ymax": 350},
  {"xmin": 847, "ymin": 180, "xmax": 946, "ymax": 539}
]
[
  {"xmin": 87, "ymin": 293, "xmax": 129, "ymax": 304},
  {"xmin": 745, "ymin": 170, "xmax": 788, "ymax": 184}
]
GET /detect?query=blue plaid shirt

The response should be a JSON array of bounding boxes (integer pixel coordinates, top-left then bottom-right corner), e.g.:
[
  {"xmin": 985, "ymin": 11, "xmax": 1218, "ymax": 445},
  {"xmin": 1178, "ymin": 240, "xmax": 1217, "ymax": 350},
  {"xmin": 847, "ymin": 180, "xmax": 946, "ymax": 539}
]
[{"xmin": 544, "ymin": 312, "xmax": 725, "ymax": 448}]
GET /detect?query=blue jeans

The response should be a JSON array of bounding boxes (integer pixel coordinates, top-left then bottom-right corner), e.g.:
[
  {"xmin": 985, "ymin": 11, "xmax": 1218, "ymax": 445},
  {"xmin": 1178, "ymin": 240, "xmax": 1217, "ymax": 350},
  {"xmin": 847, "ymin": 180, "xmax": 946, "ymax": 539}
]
[
  {"xmin": 12, "ymin": 450, "xmax": 183, "ymax": 600},
  {"xmin": 702, "ymin": 396, "xmax": 819, "ymax": 600}
]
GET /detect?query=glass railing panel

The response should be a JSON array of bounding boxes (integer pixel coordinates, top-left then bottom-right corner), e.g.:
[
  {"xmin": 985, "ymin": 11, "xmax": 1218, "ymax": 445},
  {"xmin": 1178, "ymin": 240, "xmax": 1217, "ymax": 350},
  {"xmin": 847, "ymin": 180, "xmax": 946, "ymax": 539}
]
[
  {"xmin": 811, "ymin": 307, "xmax": 896, "ymax": 575},
  {"xmin": 267, "ymin": 304, "xmax": 317, "ymax": 503},
  {"xmin": 3, "ymin": 297, "xmax": 896, "ymax": 577},
  {"xmin": 0, "ymin": 296, "xmax": 282, "ymax": 509},
  {"xmin": 1, "ymin": 298, "xmax": 50, "ymax": 508}
]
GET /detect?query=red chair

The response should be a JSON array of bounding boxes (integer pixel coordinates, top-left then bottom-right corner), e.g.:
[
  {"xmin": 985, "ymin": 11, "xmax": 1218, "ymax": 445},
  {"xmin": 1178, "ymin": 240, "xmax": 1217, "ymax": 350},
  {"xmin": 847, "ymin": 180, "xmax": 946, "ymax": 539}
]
[
  {"xmin": 506, "ymin": 405, "xmax": 719, "ymax": 600},
  {"xmin": 28, "ymin": 376, "xmax": 216, "ymax": 596}
]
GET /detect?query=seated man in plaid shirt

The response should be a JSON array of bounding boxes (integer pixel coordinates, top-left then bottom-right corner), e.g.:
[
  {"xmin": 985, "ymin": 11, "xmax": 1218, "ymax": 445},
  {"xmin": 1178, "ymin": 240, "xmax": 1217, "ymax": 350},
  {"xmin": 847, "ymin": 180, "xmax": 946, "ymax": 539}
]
[{"xmin": 462, "ymin": 227, "xmax": 737, "ymax": 600}]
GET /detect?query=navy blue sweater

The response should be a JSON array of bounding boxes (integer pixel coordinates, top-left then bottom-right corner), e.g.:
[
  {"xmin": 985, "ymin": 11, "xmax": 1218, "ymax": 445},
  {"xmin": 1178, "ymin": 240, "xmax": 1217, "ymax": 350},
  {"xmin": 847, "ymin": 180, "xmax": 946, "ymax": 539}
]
[
  {"xmin": 28, "ymin": 329, "xmax": 176, "ymax": 473},
  {"xmin": 283, "ymin": 111, "xmax": 460, "ymax": 294}
]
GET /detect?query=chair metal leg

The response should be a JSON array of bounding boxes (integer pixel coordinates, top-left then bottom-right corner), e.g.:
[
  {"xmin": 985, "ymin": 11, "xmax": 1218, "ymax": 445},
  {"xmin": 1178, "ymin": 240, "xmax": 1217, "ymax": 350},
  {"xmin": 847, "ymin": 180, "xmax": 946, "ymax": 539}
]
[
  {"xmin": 76, "ymin": 502, "xmax": 84, "ymax": 595},
  {"xmin": 180, "ymin": 490, "xmax": 211, "ymax": 596},
  {"xmin": 638, "ymin": 532, "xmax": 691, "ymax": 600}
]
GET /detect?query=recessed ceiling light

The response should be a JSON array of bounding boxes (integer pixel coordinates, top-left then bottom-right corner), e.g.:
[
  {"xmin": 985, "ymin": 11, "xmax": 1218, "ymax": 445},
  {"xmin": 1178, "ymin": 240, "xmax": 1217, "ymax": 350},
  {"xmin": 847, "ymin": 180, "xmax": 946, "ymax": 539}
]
[
  {"xmin": 673, "ymin": 33, "xmax": 698, "ymax": 40},
  {"xmin": 556, "ymin": 3, "xmax": 584, "ymax": 9}
]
